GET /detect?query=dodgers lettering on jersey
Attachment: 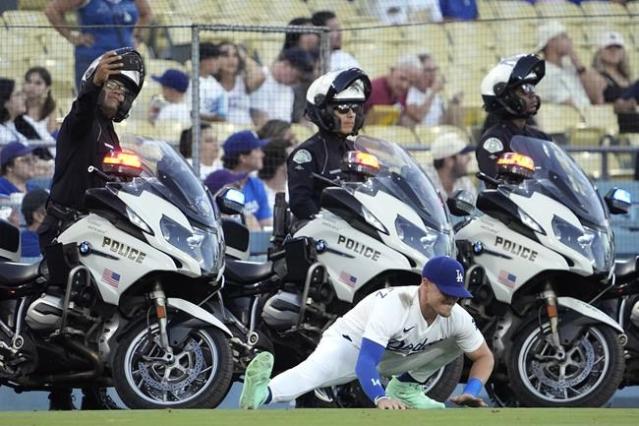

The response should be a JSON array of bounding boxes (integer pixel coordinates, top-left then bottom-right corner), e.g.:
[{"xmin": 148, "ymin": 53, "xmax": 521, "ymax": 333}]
[{"xmin": 326, "ymin": 286, "xmax": 484, "ymax": 360}]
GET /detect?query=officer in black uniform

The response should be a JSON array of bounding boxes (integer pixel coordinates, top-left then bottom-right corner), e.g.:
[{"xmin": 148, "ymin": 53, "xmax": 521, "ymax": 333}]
[
  {"xmin": 38, "ymin": 48, "xmax": 145, "ymax": 249},
  {"xmin": 287, "ymin": 68, "xmax": 371, "ymax": 220},
  {"xmin": 477, "ymin": 54, "xmax": 551, "ymax": 178}
]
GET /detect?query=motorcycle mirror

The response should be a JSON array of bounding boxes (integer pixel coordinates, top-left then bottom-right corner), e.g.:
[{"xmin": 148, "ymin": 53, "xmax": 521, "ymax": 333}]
[
  {"xmin": 341, "ymin": 151, "xmax": 380, "ymax": 177},
  {"xmin": 496, "ymin": 152, "xmax": 535, "ymax": 181},
  {"xmin": 604, "ymin": 187, "xmax": 631, "ymax": 215},
  {"xmin": 216, "ymin": 187, "xmax": 245, "ymax": 215},
  {"xmin": 102, "ymin": 149, "xmax": 143, "ymax": 178},
  {"xmin": 447, "ymin": 190, "xmax": 474, "ymax": 216}
]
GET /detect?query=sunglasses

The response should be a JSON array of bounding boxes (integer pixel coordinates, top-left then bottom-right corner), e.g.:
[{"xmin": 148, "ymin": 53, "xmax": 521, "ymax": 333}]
[
  {"xmin": 105, "ymin": 79, "xmax": 130, "ymax": 95},
  {"xmin": 334, "ymin": 104, "xmax": 362, "ymax": 114}
]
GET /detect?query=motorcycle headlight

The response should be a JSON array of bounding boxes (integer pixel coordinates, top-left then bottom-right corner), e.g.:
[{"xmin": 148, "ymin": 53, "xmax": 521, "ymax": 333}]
[
  {"xmin": 160, "ymin": 215, "xmax": 216, "ymax": 272},
  {"xmin": 395, "ymin": 215, "xmax": 453, "ymax": 258}
]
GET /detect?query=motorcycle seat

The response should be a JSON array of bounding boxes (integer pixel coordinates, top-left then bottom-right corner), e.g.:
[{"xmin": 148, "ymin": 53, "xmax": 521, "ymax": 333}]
[
  {"xmin": 225, "ymin": 259, "xmax": 274, "ymax": 285},
  {"xmin": 0, "ymin": 261, "xmax": 42, "ymax": 286},
  {"xmin": 614, "ymin": 257, "xmax": 638, "ymax": 282}
]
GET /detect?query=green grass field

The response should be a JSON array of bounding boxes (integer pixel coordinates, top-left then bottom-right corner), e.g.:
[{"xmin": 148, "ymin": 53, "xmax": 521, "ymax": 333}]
[{"xmin": 0, "ymin": 409, "xmax": 638, "ymax": 426}]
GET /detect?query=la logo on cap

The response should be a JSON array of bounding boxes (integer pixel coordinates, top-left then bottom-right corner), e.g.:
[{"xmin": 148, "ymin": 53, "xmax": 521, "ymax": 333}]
[{"xmin": 456, "ymin": 270, "xmax": 463, "ymax": 283}]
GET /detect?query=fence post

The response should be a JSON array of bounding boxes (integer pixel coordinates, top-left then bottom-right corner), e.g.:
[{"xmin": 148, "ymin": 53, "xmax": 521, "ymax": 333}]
[
  {"xmin": 191, "ymin": 24, "xmax": 201, "ymax": 180},
  {"xmin": 318, "ymin": 27, "xmax": 331, "ymax": 75}
]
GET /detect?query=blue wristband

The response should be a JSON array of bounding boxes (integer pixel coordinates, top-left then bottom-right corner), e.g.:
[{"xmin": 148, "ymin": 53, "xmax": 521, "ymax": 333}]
[{"xmin": 463, "ymin": 377, "xmax": 483, "ymax": 398}]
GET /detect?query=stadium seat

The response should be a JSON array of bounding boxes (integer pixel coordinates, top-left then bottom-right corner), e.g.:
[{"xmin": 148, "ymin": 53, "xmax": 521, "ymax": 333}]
[
  {"xmin": 493, "ymin": 1, "xmax": 538, "ymax": 19},
  {"xmin": 18, "ymin": 0, "xmax": 48, "ymax": 10},
  {"xmin": 582, "ymin": 105, "xmax": 619, "ymax": 135},
  {"xmin": 360, "ymin": 125, "xmax": 418, "ymax": 146},
  {"xmin": 581, "ymin": 1, "xmax": 630, "ymax": 25},
  {"xmin": 413, "ymin": 125, "xmax": 470, "ymax": 145},
  {"xmin": 568, "ymin": 126, "xmax": 606, "ymax": 147},
  {"xmin": 211, "ymin": 122, "xmax": 245, "ymax": 144},
  {"xmin": 446, "ymin": 21, "xmax": 496, "ymax": 50},
  {"xmin": 535, "ymin": 104, "xmax": 582, "ymax": 136},
  {"xmin": 409, "ymin": 149, "xmax": 432, "ymax": 168},
  {"xmin": 493, "ymin": 23, "xmax": 537, "ymax": 58},
  {"xmin": 290, "ymin": 124, "xmax": 316, "ymax": 144},
  {"xmin": 476, "ymin": 0, "xmax": 498, "ymax": 20},
  {"xmin": 534, "ymin": 1, "xmax": 584, "ymax": 18}
]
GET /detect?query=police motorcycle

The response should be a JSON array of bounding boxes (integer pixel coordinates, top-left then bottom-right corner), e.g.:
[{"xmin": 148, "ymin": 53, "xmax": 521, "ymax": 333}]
[
  {"xmin": 451, "ymin": 135, "xmax": 628, "ymax": 407},
  {"xmin": 0, "ymin": 138, "xmax": 238, "ymax": 409},
  {"xmin": 216, "ymin": 135, "xmax": 463, "ymax": 406}
]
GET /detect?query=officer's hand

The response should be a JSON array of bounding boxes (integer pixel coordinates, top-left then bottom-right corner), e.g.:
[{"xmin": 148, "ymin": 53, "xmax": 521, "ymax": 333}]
[
  {"xmin": 93, "ymin": 51, "xmax": 124, "ymax": 86},
  {"xmin": 449, "ymin": 393, "xmax": 487, "ymax": 407},
  {"xmin": 376, "ymin": 397, "xmax": 407, "ymax": 410}
]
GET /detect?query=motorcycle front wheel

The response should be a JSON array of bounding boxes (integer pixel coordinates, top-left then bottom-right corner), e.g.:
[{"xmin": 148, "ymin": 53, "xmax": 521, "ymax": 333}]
[
  {"xmin": 507, "ymin": 319, "xmax": 624, "ymax": 407},
  {"xmin": 112, "ymin": 322, "xmax": 233, "ymax": 409}
]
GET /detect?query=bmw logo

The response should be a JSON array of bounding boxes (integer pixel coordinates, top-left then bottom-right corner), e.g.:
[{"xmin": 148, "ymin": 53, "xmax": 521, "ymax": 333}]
[
  {"xmin": 315, "ymin": 240, "xmax": 327, "ymax": 253},
  {"xmin": 79, "ymin": 241, "xmax": 91, "ymax": 255},
  {"xmin": 472, "ymin": 241, "xmax": 483, "ymax": 254}
]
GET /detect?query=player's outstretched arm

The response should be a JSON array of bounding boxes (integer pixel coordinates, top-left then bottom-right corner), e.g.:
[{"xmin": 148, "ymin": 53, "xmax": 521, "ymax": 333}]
[{"xmin": 450, "ymin": 342, "xmax": 494, "ymax": 407}]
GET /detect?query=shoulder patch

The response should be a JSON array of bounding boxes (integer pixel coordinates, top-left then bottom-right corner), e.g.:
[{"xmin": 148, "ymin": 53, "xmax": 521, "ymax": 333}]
[
  {"xmin": 482, "ymin": 138, "xmax": 504, "ymax": 154},
  {"xmin": 292, "ymin": 149, "xmax": 312, "ymax": 165}
]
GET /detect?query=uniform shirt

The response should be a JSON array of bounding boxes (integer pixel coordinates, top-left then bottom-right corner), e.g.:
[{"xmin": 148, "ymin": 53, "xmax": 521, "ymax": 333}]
[
  {"xmin": 49, "ymin": 81, "xmax": 120, "ymax": 210},
  {"xmin": 287, "ymin": 130, "xmax": 354, "ymax": 220},
  {"xmin": 249, "ymin": 70, "xmax": 294, "ymax": 122},
  {"xmin": 477, "ymin": 118, "xmax": 550, "ymax": 178},
  {"xmin": 535, "ymin": 61, "xmax": 591, "ymax": 109},
  {"xmin": 326, "ymin": 286, "xmax": 484, "ymax": 362}
]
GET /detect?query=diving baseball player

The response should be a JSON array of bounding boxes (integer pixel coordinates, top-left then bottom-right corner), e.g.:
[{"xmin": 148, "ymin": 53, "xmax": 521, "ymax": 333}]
[{"xmin": 239, "ymin": 256, "xmax": 494, "ymax": 410}]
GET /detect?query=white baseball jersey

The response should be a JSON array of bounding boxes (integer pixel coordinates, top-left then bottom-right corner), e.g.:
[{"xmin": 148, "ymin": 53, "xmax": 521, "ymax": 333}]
[{"xmin": 325, "ymin": 286, "xmax": 484, "ymax": 360}]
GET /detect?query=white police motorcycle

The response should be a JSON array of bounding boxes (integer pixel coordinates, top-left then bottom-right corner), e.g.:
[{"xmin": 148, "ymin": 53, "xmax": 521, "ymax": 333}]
[
  {"xmin": 0, "ymin": 139, "xmax": 238, "ymax": 409},
  {"xmin": 452, "ymin": 136, "xmax": 629, "ymax": 407},
  {"xmin": 220, "ymin": 135, "xmax": 462, "ymax": 406}
]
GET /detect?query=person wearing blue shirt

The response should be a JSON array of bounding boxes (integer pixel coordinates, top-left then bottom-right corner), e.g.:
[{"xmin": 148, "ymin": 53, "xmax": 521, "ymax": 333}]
[
  {"xmin": 45, "ymin": 0, "xmax": 152, "ymax": 89},
  {"xmin": 439, "ymin": 0, "xmax": 478, "ymax": 21},
  {"xmin": 20, "ymin": 188, "xmax": 49, "ymax": 260},
  {"xmin": 0, "ymin": 141, "xmax": 36, "ymax": 196},
  {"xmin": 220, "ymin": 130, "xmax": 272, "ymax": 230}
]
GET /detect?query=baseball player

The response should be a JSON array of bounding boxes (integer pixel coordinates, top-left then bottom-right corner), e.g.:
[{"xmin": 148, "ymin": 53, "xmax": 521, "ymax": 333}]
[{"xmin": 240, "ymin": 256, "xmax": 494, "ymax": 410}]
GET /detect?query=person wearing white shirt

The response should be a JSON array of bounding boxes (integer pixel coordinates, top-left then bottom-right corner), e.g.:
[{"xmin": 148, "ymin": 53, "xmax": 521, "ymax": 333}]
[
  {"xmin": 149, "ymin": 68, "xmax": 191, "ymax": 128},
  {"xmin": 184, "ymin": 43, "xmax": 229, "ymax": 123},
  {"xmin": 534, "ymin": 21, "xmax": 605, "ymax": 109},
  {"xmin": 373, "ymin": 0, "xmax": 442, "ymax": 25},
  {"xmin": 404, "ymin": 53, "xmax": 463, "ymax": 127},
  {"xmin": 239, "ymin": 256, "xmax": 494, "ymax": 410},
  {"xmin": 0, "ymin": 78, "xmax": 28, "ymax": 146},
  {"xmin": 250, "ymin": 48, "xmax": 314, "ymax": 127},
  {"xmin": 311, "ymin": 11, "xmax": 361, "ymax": 72}
]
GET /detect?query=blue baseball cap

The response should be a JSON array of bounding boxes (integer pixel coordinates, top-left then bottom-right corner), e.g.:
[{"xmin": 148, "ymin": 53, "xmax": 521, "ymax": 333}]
[
  {"xmin": 222, "ymin": 131, "xmax": 268, "ymax": 159},
  {"xmin": 422, "ymin": 256, "xmax": 473, "ymax": 299},
  {"xmin": 1, "ymin": 142, "xmax": 35, "ymax": 168},
  {"xmin": 203, "ymin": 169, "xmax": 248, "ymax": 195},
  {"xmin": 151, "ymin": 69, "xmax": 189, "ymax": 93}
]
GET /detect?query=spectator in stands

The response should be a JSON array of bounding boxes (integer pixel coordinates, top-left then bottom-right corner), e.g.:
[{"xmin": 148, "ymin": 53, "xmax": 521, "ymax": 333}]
[
  {"xmin": 19, "ymin": 67, "xmax": 57, "ymax": 142},
  {"xmin": 311, "ymin": 10, "xmax": 361, "ymax": 72},
  {"xmin": 439, "ymin": 0, "xmax": 478, "ymax": 21},
  {"xmin": 404, "ymin": 53, "xmax": 464, "ymax": 127},
  {"xmin": 372, "ymin": 0, "xmax": 443, "ymax": 24},
  {"xmin": 477, "ymin": 54, "xmax": 551, "ymax": 179},
  {"xmin": 219, "ymin": 130, "xmax": 272, "ymax": 230},
  {"xmin": 0, "ymin": 141, "xmax": 36, "ymax": 195},
  {"xmin": 20, "ymin": 188, "xmax": 49, "ymax": 260},
  {"xmin": 0, "ymin": 78, "xmax": 28, "ymax": 146},
  {"xmin": 184, "ymin": 43, "xmax": 228, "ymax": 123},
  {"xmin": 257, "ymin": 119, "xmax": 298, "ymax": 145},
  {"xmin": 179, "ymin": 124, "xmax": 221, "ymax": 179},
  {"xmin": 364, "ymin": 56, "xmax": 420, "ymax": 121},
  {"xmin": 283, "ymin": 17, "xmax": 320, "ymax": 53},
  {"xmin": 592, "ymin": 31, "xmax": 639, "ymax": 113},
  {"xmin": 534, "ymin": 21, "xmax": 605, "ymax": 109},
  {"xmin": 215, "ymin": 42, "xmax": 266, "ymax": 125},
  {"xmin": 148, "ymin": 69, "xmax": 191, "ymax": 127},
  {"xmin": 45, "ymin": 0, "xmax": 152, "ymax": 90},
  {"xmin": 258, "ymin": 138, "xmax": 292, "ymax": 208},
  {"xmin": 426, "ymin": 133, "xmax": 476, "ymax": 201},
  {"xmin": 250, "ymin": 48, "xmax": 315, "ymax": 127}
]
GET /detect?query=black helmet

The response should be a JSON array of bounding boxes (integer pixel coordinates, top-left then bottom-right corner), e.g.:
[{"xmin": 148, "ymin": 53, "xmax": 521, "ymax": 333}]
[
  {"xmin": 481, "ymin": 54, "xmax": 545, "ymax": 119},
  {"xmin": 81, "ymin": 47, "xmax": 145, "ymax": 122},
  {"xmin": 305, "ymin": 68, "xmax": 371, "ymax": 135}
]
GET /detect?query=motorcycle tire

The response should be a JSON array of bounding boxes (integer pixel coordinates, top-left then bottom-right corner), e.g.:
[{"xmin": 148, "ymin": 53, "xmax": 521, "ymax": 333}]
[
  {"xmin": 112, "ymin": 322, "xmax": 233, "ymax": 409},
  {"xmin": 507, "ymin": 319, "xmax": 624, "ymax": 407}
]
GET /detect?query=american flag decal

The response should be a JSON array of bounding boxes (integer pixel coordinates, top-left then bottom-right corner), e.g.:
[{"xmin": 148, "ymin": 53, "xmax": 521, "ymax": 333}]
[
  {"xmin": 102, "ymin": 268, "xmax": 121, "ymax": 288},
  {"xmin": 339, "ymin": 271, "xmax": 357, "ymax": 287},
  {"xmin": 498, "ymin": 270, "xmax": 517, "ymax": 288}
]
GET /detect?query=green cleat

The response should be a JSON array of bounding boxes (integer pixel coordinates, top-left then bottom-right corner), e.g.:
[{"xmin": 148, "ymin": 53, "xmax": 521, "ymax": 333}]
[
  {"xmin": 385, "ymin": 376, "xmax": 446, "ymax": 409},
  {"xmin": 239, "ymin": 352, "xmax": 274, "ymax": 409}
]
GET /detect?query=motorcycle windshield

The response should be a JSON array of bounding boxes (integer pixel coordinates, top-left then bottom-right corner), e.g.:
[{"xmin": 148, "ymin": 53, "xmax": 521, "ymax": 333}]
[
  {"xmin": 510, "ymin": 136, "xmax": 613, "ymax": 272},
  {"xmin": 351, "ymin": 135, "xmax": 450, "ymax": 233},
  {"xmin": 115, "ymin": 139, "xmax": 218, "ymax": 229}
]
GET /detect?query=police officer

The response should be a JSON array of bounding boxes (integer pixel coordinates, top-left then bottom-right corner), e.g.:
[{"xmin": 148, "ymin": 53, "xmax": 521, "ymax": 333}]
[
  {"xmin": 287, "ymin": 68, "xmax": 371, "ymax": 220},
  {"xmin": 477, "ymin": 54, "xmax": 551, "ymax": 178},
  {"xmin": 38, "ymin": 48, "xmax": 145, "ymax": 250}
]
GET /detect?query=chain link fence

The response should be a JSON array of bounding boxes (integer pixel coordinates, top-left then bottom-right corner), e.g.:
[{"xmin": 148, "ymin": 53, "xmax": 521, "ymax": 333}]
[{"xmin": 1, "ymin": 2, "xmax": 639, "ymax": 256}]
